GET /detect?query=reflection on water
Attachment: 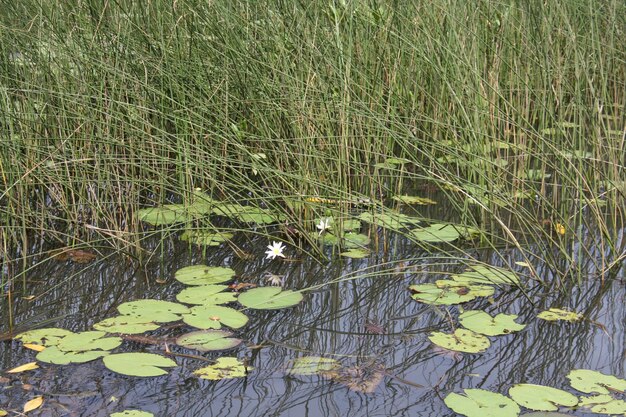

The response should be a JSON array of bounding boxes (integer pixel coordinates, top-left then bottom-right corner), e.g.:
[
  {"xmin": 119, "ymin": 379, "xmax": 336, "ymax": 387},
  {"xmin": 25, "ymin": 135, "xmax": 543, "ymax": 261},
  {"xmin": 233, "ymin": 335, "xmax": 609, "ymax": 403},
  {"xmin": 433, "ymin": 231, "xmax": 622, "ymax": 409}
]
[{"xmin": 0, "ymin": 228, "xmax": 624, "ymax": 416}]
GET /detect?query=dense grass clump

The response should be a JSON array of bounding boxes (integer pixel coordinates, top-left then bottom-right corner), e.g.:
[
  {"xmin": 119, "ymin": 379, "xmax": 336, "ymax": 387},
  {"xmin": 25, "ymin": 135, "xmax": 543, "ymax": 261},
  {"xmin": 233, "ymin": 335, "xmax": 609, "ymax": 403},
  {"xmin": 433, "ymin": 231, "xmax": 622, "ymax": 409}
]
[{"xmin": 0, "ymin": 0, "xmax": 624, "ymax": 285}]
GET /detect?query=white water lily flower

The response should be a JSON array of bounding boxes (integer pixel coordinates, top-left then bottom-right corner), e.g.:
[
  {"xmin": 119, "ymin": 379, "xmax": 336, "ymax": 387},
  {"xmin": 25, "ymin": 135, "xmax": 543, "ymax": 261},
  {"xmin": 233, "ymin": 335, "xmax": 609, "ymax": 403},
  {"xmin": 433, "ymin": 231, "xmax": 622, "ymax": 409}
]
[
  {"xmin": 316, "ymin": 217, "xmax": 332, "ymax": 235},
  {"xmin": 265, "ymin": 241, "xmax": 286, "ymax": 260},
  {"xmin": 264, "ymin": 273, "xmax": 285, "ymax": 287}
]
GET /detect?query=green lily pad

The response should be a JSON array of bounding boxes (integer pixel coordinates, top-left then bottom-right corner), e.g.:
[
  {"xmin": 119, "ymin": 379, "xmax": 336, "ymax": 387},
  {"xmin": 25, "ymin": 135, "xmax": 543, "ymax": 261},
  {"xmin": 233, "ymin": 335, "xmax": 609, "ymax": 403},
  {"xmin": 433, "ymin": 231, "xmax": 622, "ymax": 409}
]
[
  {"xmin": 238, "ymin": 287, "xmax": 303, "ymax": 310},
  {"xmin": 193, "ymin": 357, "xmax": 251, "ymax": 380},
  {"xmin": 174, "ymin": 265, "xmax": 236, "ymax": 286},
  {"xmin": 137, "ymin": 205, "xmax": 186, "ymax": 226},
  {"xmin": 37, "ymin": 346, "xmax": 109, "ymax": 365},
  {"xmin": 341, "ymin": 219, "xmax": 362, "ymax": 231},
  {"xmin": 411, "ymin": 223, "xmax": 461, "ymax": 243},
  {"xmin": 211, "ymin": 203, "xmax": 247, "ymax": 217},
  {"xmin": 392, "ymin": 195, "xmax": 437, "ymax": 205},
  {"xmin": 358, "ymin": 211, "xmax": 421, "ymax": 231},
  {"xmin": 508, "ymin": 384, "xmax": 578, "ymax": 411},
  {"xmin": 180, "ymin": 230, "xmax": 233, "ymax": 246},
  {"xmin": 176, "ymin": 330, "xmax": 242, "ymax": 352},
  {"xmin": 343, "ymin": 233, "xmax": 370, "ymax": 248},
  {"xmin": 429, "ymin": 329, "xmax": 490, "ymax": 353},
  {"xmin": 444, "ymin": 389, "xmax": 520, "ymax": 417},
  {"xmin": 93, "ymin": 316, "xmax": 160, "ymax": 334},
  {"xmin": 459, "ymin": 310, "xmax": 526, "ymax": 336},
  {"xmin": 110, "ymin": 411, "xmax": 154, "ymax": 417},
  {"xmin": 176, "ymin": 285, "xmax": 237, "ymax": 305},
  {"xmin": 578, "ymin": 394, "xmax": 626, "ymax": 414},
  {"xmin": 287, "ymin": 356, "xmax": 340, "ymax": 376},
  {"xmin": 567, "ymin": 369, "xmax": 626, "ymax": 394},
  {"xmin": 182, "ymin": 305, "xmax": 249, "ymax": 330},
  {"xmin": 410, "ymin": 283, "xmax": 494, "ymax": 305},
  {"xmin": 235, "ymin": 207, "xmax": 280, "ymax": 225},
  {"xmin": 340, "ymin": 249, "xmax": 370, "ymax": 258},
  {"xmin": 57, "ymin": 331, "xmax": 122, "ymax": 352},
  {"xmin": 117, "ymin": 300, "xmax": 190, "ymax": 323},
  {"xmin": 15, "ymin": 328, "xmax": 73, "ymax": 347},
  {"xmin": 537, "ymin": 308, "xmax": 582, "ymax": 322},
  {"xmin": 103, "ymin": 353, "xmax": 177, "ymax": 377},
  {"xmin": 452, "ymin": 265, "xmax": 520, "ymax": 286},
  {"xmin": 520, "ymin": 413, "xmax": 574, "ymax": 417}
]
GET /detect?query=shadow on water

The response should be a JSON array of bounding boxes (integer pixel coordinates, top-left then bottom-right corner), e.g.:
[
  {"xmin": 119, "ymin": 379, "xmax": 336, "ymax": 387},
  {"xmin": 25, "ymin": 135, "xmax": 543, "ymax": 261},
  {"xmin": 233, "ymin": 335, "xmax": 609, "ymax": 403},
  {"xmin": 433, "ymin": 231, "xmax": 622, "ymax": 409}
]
[{"xmin": 0, "ymin": 225, "xmax": 624, "ymax": 416}]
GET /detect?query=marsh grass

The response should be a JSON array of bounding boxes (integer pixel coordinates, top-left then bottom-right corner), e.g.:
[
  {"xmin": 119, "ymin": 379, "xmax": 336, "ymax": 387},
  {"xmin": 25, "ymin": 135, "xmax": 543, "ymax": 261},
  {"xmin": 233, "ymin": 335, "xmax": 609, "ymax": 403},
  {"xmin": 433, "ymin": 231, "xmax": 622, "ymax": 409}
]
[{"xmin": 0, "ymin": 0, "xmax": 624, "ymax": 290}]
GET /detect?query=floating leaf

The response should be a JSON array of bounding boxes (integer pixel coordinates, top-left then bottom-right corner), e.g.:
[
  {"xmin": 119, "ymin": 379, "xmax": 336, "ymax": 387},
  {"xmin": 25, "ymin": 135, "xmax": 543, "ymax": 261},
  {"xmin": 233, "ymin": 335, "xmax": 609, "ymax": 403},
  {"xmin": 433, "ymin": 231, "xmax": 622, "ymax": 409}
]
[
  {"xmin": 117, "ymin": 300, "xmax": 189, "ymax": 323},
  {"xmin": 288, "ymin": 357, "xmax": 340, "ymax": 376},
  {"xmin": 340, "ymin": 249, "xmax": 370, "ymax": 259},
  {"xmin": 567, "ymin": 369, "xmax": 626, "ymax": 394},
  {"xmin": 110, "ymin": 411, "xmax": 154, "ymax": 417},
  {"xmin": 103, "ymin": 353, "xmax": 177, "ymax": 377},
  {"xmin": 36, "ymin": 346, "xmax": 109, "ymax": 365},
  {"xmin": 359, "ymin": 211, "xmax": 421, "ymax": 230},
  {"xmin": 238, "ymin": 287, "xmax": 303, "ymax": 310},
  {"xmin": 23, "ymin": 344, "xmax": 45, "ymax": 352},
  {"xmin": 176, "ymin": 330, "xmax": 242, "ymax": 352},
  {"xmin": 193, "ymin": 357, "xmax": 251, "ymax": 380},
  {"xmin": 537, "ymin": 308, "xmax": 582, "ymax": 322},
  {"xmin": 411, "ymin": 223, "xmax": 461, "ymax": 243},
  {"xmin": 520, "ymin": 413, "xmax": 573, "ymax": 417},
  {"xmin": 325, "ymin": 364, "xmax": 385, "ymax": 393},
  {"xmin": 459, "ymin": 310, "xmax": 526, "ymax": 336},
  {"xmin": 137, "ymin": 205, "xmax": 185, "ymax": 226},
  {"xmin": 176, "ymin": 285, "xmax": 237, "ymax": 305},
  {"xmin": 7, "ymin": 362, "xmax": 39, "ymax": 373},
  {"xmin": 56, "ymin": 331, "xmax": 122, "ymax": 352},
  {"xmin": 410, "ymin": 283, "xmax": 494, "ymax": 305},
  {"xmin": 180, "ymin": 230, "xmax": 233, "ymax": 246},
  {"xmin": 578, "ymin": 394, "xmax": 626, "ymax": 414},
  {"xmin": 392, "ymin": 195, "xmax": 437, "ymax": 205},
  {"xmin": 341, "ymin": 219, "xmax": 362, "ymax": 231},
  {"xmin": 0, "ymin": 410, "xmax": 7, "ymax": 416},
  {"xmin": 93, "ymin": 316, "xmax": 160, "ymax": 334},
  {"xmin": 235, "ymin": 207, "xmax": 281, "ymax": 225},
  {"xmin": 16, "ymin": 328, "xmax": 73, "ymax": 347},
  {"xmin": 182, "ymin": 305, "xmax": 249, "ymax": 330},
  {"xmin": 343, "ymin": 233, "xmax": 370, "ymax": 248},
  {"xmin": 23, "ymin": 396, "xmax": 44, "ymax": 413},
  {"xmin": 444, "ymin": 389, "xmax": 520, "ymax": 417},
  {"xmin": 429, "ymin": 329, "xmax": 490, "ymax": 353},
  {"xmin": 508, "ymin": 384, "xmax": 578, "ymax": 411},
  {"xmin": 452, "ymin": 265, "xmax": 520, "ymax": 286},
  {"xmin": 174, "ymin": 266, "xmax": 236, "ymax": 286}
]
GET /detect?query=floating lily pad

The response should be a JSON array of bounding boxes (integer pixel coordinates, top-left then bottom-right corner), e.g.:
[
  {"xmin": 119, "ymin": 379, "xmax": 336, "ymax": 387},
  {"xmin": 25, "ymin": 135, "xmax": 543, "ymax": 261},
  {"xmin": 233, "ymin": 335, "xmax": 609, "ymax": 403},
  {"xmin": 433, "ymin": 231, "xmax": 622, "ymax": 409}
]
[
  {"xmin": 238, "ymin": 287, "xmax": 303, "ymax": 310},
  {"xmin": 392, "ymin": 195, "xmax": 437, "ymax": 205},
  {"xmin": 459, "ymin": 310, "xmax": 526, "ymax": 336},
  {"xmin": 16, "ymin": 328, "xmax": 73, "ymax": 347},
  {"xmin": 176, "ymin": 285, "xmax": 237, "ymax": 305},
  {"xmin": 182, "ymin": 305, "xmax": 249, "ymax": 330},
  {"xmin": 452, "ymin": 265, "xmax": 520, "ymax": 286},
  {"xmin": 359, "ymin": 211, "xmax": 421, "ymax": 231},
  {"xmin": 174, "ymin": 266, "xmax": 236, "ymax": 286},
  {"xmin": 287, "ymin": 356, "xmax": 340, "ymax": 376},
  {"xmin": 211, "ymin": 203, "xmax": 247, "ymax": 218},
  {"xmin": 118, "ymin": 300, "xmax": 190, "ymax": 323},
  {"xmin": 567, "ymin": 369, "xmax": 626, "ymax": 394},
  {"xmin": 137, "ymin": 205, "xmax": 186, "ymax": 226},
  {"xmin": 57, "ymin": 331, "xmax": 122, "ymax": 352},
  {"xmin": 340, "ymin": 249, "xmax": 370, "ymax": 259},
  {"xmin": 429, "ymin": 329, "xmax": 490, "ymax": 353},
  {"xmin": 193, "ymin": 357, "xmax": 251, "ymax": 380},
  {"xmin": 410, "ymin": 283, "xmax": 494, "ymax": 305},
  {"xmin": 103, "ymin": 353, "xmax": 177, "ymax": 377},
  {"xmin": 341, "ymin": 219, "xmax": 362, "ymax": 231},
  {"xmin": 444, "ymin": 389, "xmax": 520, "ymax": 417},
  {"xmin": 36, "ymin": 346, "xmax": 109, "ymax": 365},
  {"xmin": 537, "ymin": 308, "xmax": 582, "ymax": 322},
  {"xmin": 176, "ymin": 330, "xmax": 242, "ymax": 352},
  {"xmin": 578, "ymin": 394, "xmax": 626, "ymax": 414},
  {"xmin": 93, "ymin": 316, "xmax": 160, "ymax": 334},
  {"xmin": 110, "ymin": 411, "xmax": 154, "ymax": 417},
  {"xmin": 235, "ymin": 207, "xmax": 281, "ymax": 224},
  {"xmin": 343, "ymin": 233, "xmax": 370, "ymax": 248},
  {"xmin": 180, "ymin": 230, "xmax": 233, "ymax": 246},
  {"xmin": 411, "ymin": 224, "xmax": 461, "ymax": 243},
  {"xmin": 509, "ymin": 384, "xmax": 578, "ymax": 411}
]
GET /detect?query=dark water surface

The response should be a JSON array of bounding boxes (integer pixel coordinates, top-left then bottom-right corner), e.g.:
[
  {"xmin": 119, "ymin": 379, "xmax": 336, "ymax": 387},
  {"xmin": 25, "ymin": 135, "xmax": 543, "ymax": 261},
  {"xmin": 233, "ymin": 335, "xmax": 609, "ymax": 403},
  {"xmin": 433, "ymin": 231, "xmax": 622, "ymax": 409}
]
[{"xmin": 0, "ymin": 229, "xmax": 624, "ymax": 416}]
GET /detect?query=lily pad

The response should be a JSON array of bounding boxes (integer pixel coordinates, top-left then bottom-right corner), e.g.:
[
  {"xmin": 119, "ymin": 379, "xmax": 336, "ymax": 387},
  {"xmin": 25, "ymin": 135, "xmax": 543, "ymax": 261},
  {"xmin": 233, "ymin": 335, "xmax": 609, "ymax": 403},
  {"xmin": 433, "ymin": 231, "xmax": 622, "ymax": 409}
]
[
  {"xmin": 182, "ymin": 305, "xmax": 249, "ymax": 330},
  {"xmin": 537, "ymin": 308, "xmax": 582, "ymax": 322},
  {"xmin": 193, "ymin": 357, "xmax": 251, "ymax": 380},
  {"xmin": 341, "ymin": 219, "xmax": 362, "ymax": 231},
  {"xmin": 578, "ymin": 394, "xmax": 626, "ymax": 414},
  {"xmin": 137, "ymin": 205, "xmax": 186, "ymax": 226},
  {"xmin": 287, "ymin": 356, "xmax": 340, "ymax": 376},
  {"xmin": 238, "ymin": 287, "xmax": 303, "ymax": 310},
  {"xmin": 57, "ymin": 331, "xmax": 122, "ymax": 352},
  {"xmin": 567, "ymin": 369, "xmax": 626, "ymax": 394},
  {"xmin": 117, "ymin": 300, "xmax": 190, "ymax": 323},
  {"xmin": 235, "ymin": 207, "xmax": 280, "ymax": 224},
  {"xmin": 176, "ymin": 330, "xmax": 242, "ymax": 352},
  {"xmin": 411, "ymin": 223, "xmax": 461, "ymax": 243},
  {"xmin": 340, "ymin": 249, "xmax": 370, "ymax": 259},
  {"xmin": 343, "ymin": 233, "xmax": 370, "ymax": 248},
  {"xmin": 15, "ymin": 328, "xmax": 73, "ymax": 347},
  {"xmin": 459, "ymin": 310, "xmax": 526, "ymax": 336},
  {"xmin": 93, "ymin": 316, "xmax": 160, "ymax": 334},
  {"xmin": 36, "ymin": 346, "xmax": 109, "ymax": 365},
  {"xmin": 110, "ymin": 411, "xmax": 154, "ymax": 417},
  {"xmin": 174, "ymin": 265, "xmax": 236, "ymax": 286},
  {"xmin": 509, "ymin": 384, "xmax": 578, "ymax": 411},
  {"xmin": 176, "ymin": 285, "xmax": 237, "ymax": 305},
  {"xmin": 452, "ymin": 265, "xmax": 520, "ymax": 286},
  {"xmin": 444, "ymin": 389, "xmax": 520, "ymax": 417},
  {"xmin": 180, "ymin": 230, "xmax": 233, "ymax": 246},
  {"xmin": 429, "ymin": 329, "xmax": 490, "ymax": 353},
  {"xmin": 103, "ymin": 353, "xmax": 177, "ymax": 377},
  {"xmin": 392, "ymin": 195, "xmax": 437, "ymax": 205},
  {"xmin": 359, "ymin": 211, "xmax": 421, "ymax": 231},
  {"xmin": 410, "ymin": 283, "xmax": 494, "ymax": 305}
]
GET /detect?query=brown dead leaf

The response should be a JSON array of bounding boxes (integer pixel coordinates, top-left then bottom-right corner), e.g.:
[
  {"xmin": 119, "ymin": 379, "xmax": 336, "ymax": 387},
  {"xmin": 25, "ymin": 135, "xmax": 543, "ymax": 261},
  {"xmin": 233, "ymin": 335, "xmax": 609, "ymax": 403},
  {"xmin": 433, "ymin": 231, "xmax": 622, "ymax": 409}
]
[
  {"xmin": 0, "ymin": 409, "xmax": 7, "ymax": 416},
  {"xmin": 228, "ymin": 282, "xmax": 257, "ymax": 292},
  {"xmin": 324, "ymin": 364, "xmax": 385, "ymax": 394},
  {"xmin": 22, "ymin": 295, "xmax": 35, "ymax": 301},
  {"xmin": 7, "ymin": 362, "xmax": 39, "ymax": 373},
  {"xmin": 52, "ymin": 248, "xmax": 97, "ymax": 263},
  {"xmin": 23, "ymin": 396, "xmax": 43, "ymax": 413}
]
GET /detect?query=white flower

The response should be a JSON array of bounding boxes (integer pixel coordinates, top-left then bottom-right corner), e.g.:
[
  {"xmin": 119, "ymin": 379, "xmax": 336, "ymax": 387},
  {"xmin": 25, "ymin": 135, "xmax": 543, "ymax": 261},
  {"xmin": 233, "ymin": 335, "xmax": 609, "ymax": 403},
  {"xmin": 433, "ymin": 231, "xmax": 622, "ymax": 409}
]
[
  {"xmin": 264, "ymin": 272, "xmax": 285, "ymax": 287},
  {"xmin": 265, "ymin": 241, "xmax": 286, "ymax": 260},
  {"xmin": 316, "ymin": 217, "xmax": 332, "ymax": 235}
]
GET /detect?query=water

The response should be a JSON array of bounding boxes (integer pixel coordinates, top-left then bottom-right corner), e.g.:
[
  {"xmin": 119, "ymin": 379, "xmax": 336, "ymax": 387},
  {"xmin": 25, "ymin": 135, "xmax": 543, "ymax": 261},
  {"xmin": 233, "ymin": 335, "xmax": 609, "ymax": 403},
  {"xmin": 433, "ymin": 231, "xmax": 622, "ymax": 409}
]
[{"xmin": 0, "ymin": 228, "xmax": 624, "ymax": 416}]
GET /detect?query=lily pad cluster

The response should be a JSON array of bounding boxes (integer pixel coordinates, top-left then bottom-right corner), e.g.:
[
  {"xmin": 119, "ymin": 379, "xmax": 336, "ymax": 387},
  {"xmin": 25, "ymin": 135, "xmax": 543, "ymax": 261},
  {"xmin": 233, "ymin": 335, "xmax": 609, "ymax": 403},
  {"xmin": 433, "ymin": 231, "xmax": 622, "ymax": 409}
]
[{"xmin": 445, "ymin": 369, "xmax": 626, "ymax": 417}]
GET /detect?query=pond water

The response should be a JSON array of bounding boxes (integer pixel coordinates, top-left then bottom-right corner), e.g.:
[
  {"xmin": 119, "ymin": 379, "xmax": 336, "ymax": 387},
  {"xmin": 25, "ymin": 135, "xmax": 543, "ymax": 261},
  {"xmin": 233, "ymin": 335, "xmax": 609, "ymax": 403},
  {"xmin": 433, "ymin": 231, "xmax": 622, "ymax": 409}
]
[{"xmin": 0, "ymin": 223, "xmax": 624, "ymax": 416}]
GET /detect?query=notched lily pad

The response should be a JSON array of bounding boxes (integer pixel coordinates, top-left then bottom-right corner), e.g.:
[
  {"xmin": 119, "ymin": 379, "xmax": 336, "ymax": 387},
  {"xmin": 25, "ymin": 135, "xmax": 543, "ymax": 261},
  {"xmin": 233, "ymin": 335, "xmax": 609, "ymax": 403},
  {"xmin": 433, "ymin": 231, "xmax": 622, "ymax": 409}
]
[
  {"xmin": 578, "ymin": 394, "xmax": 626, "ymax": 414},
  {"xmin": 411, "ymin": 223, "xmax": 461, "ymax": 243},
  {"xmin": 182, "ymin": 305, "xmax": 249, "ymax": 330},
  {"xmin": 459, "ymin": 310, "xmax": 526, "ymax": 336},
  {"xmin": 137, "ymin": 205, "xmax": 186, "ymax": 226},
  {"xmin": 567, "ymin": 369, "xmax": 626, "ymax": 394},
  {"xmin": 15, "ymin": 328, "xmax": 73, "ymax": 347},
  {"xmin": 452, "ymin": 265, "xmax": 520, "ymax": 286},
  {"xmin": 176, "ymin": 285, "xmax": 237, "ymax": 305},
  {"xmin": 36, "ymin": 346, "xmax": 109, "ymax": 365},
  {"xmin": 103, "ymin": 353, "xmax": 177, "ymax": 377},
  {"xmin": 93, "ymin": 316, "xmax": 160, "ymax": 334},
  {"xmin": 444, "ymin": 389, "xmax": 520, "ymax": 417},
  {"xmin": 537, "ymin": 308, "xmax": 582, "ymax": 322},
  {"xmin": 193, "ymin": 357, "xmax": 251, "ymax": 380},
  {"xmin": 176, "ymin": 330, "xmax": 242, "ymax": 352},
  {"xmin": 358, "ymin": 211, "xmax": 421, "ymax": 231},
  {"xmin": 56, "ymin": 331, "xmax": 122, "ymax": 352},
  {"xmin": 180, "ymin": 230, "xmax": 233, "ymax": 246},
  {"xmin": 509, "ymin": 384, "xmax": 578, "ymax": 411},
  {"xmin": 410, "ymin": 282, "xmax": 493, "ymax": 305},
  {"xmin": 287, "ymin": 356, "xmax": 340, "ymax": 376},
  {"xmin": 340, "ymin": 249, "xmax": 370, "ymax": 258},
  {"xmin": 238, "ymin": 287, "xmax": 303, "ymax": 310},
  {"xmin": 118, "ymin": 300, "xmax": 190, "ymax": 323},
  {"xmin": 429, "ymin": 329, "xmax": 490, "ymax": 353},
  {"xmin": 175, "ymin": 265, "xmax": 236, "ymax": 286}
]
